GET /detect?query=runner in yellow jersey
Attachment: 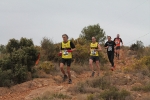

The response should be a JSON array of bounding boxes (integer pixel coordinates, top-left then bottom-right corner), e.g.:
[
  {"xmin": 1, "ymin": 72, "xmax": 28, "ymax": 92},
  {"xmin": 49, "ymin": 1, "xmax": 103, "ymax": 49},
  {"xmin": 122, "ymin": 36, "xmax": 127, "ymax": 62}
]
[
  {"xmin": 89, "ymin": 37, "xmax": 102, "ymax": 77},
  {"xmin": 59, "ymin": 34, "xmax": 76, "ymax": 84}
]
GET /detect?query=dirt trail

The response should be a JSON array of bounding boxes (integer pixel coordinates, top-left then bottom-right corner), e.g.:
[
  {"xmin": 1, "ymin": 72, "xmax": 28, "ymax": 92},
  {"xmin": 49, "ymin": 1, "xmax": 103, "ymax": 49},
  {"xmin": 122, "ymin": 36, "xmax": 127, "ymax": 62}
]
[{"xmin": 0, "ymin": 71, "xmax": 93, "ymax": 100}]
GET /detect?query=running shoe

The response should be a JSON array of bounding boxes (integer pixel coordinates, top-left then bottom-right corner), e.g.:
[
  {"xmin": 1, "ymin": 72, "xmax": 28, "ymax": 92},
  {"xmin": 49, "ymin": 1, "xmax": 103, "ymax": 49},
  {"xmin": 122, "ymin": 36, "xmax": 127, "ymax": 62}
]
[
  {"xmin": 91, "ymin": 71, "xmax": 95, "ymax": 77},
  {"xmin": 68, "ymin": 79, "xmax": 72, "ymax": 84}
]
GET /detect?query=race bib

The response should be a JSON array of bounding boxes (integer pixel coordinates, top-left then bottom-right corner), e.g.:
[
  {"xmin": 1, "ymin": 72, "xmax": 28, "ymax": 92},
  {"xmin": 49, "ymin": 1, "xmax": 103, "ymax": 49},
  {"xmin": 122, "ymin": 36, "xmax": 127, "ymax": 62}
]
[
  {"xmin": 115, "ymin": 41, "xmax": 119, "ymax": 44},
  {"xmin": 108, "ymin": 46, "xmax": 112, "ymax": 51},
  {"xmin": 63, "ymin": 50, "xmax": 69, "ymax": 55},
  {"xmin": 91, "ymin": 50, "xmax": 96, "ymax": 55}
]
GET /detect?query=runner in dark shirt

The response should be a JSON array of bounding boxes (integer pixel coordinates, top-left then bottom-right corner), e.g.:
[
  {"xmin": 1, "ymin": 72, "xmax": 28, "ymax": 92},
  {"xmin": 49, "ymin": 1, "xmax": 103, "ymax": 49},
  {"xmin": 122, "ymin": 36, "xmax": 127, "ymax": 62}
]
[{"xmin": 105, "ymin": 36, "xmax": 116, "ymax": 71}]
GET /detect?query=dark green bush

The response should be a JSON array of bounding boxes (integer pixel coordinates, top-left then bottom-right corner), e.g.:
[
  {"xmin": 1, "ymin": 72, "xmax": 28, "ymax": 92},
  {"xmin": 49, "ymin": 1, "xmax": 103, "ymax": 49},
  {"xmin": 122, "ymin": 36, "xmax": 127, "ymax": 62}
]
[
  {"xmin": 6, "ymin": 38, "xmax": 20, "ymax": 53},
  {"xmin": 0, "ymin": 69, "xmax": 13, "ymax": 87},
  {"xmin": 0, "ymin": 57, "xmax": 12, "ymax": 70},
  {"xmin": 41, "ymin": 37, "xmax": 59, "ymax": 61},
  {"xmin": 0, "ymin": 44, "xmax": 7, "ymax": 54},
  {"xmin": 0, "ymin": 38, "xmax": 39, "ymax": 87},
  {"xmin": 13, "ymin": 64, "xmax": 28, "ymax": 84},
  {"xmin": 20, "ymin": 37, "xmax": 33, "ymax": 47}
]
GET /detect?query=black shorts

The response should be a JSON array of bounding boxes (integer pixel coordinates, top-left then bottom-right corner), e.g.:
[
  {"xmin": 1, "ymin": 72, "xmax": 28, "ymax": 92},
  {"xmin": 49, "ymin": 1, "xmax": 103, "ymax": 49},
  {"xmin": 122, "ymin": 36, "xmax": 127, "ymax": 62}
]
[
  {"xmin": 89, "ymin": 56, "xmax": 99, "ymax": 62},
  {"xmin": 61, "ymin": 58, "xmax": 72, "ymax": 67},
  {"xmin": 116, "ymin": 46, "xmax": 120, "ymax": 50}
]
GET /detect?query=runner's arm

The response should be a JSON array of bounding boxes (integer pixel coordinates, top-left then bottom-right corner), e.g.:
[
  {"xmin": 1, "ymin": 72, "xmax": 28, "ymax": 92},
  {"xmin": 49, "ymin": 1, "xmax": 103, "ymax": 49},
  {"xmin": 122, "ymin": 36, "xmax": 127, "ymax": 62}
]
[
  {"xmin": 113, "ymin": 38, "xmax": 116, "ymax": 42},
  {"xmin": 114, "ymin": 41, "xmax": 116, "ymax": 49},
  {"xmin": 120, "ymin": 38, "xmax": 123, "ymax": 46},
  {"xmin": 104, "ymin": 42, "xmax": 108, "ymax": 49},
  {"xmin": 96, "ymin": 44, "xmax": 102, "ymax": 51},
  {"xmin": 60, "ymin": 43, "xmax": 62, "ymax": 52},
  {"xmin": 70, "ymin": 41, "xmax": 76, "ymax": 51}
]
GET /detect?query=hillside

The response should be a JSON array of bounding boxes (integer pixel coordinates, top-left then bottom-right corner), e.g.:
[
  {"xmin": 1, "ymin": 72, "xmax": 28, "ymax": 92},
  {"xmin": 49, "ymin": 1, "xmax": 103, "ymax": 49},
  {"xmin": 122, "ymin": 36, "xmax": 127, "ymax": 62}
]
[{"xmin": 0, "ymin": 49, "xmax": 150, "ymax": 100}]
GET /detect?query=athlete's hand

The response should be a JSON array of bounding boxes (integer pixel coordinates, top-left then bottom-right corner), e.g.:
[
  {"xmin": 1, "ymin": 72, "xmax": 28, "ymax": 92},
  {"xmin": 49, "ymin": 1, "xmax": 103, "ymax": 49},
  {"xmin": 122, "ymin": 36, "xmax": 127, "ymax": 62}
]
[
  {"xmin": 105, "ymin": 46, "xmax": 109, "ymax": 49},
  {"xmin": 67, "ymin": 50, "xmax": 72, "ymax": 52},
  {"xmin": 94, "ymin": 49, "xmax": 97, "ymax": 51},
  {"xmin": 58, "ymin": 52, "xmax": 62, "ymax": 56}
]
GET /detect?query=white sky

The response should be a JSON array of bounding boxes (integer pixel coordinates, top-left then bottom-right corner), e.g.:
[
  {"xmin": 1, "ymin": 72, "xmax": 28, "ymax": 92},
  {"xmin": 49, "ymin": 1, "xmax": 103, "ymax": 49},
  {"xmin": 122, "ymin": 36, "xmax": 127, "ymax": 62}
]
[{"xmin": 0, "ymin": 0, "xmax": 150, "ymax": 46}]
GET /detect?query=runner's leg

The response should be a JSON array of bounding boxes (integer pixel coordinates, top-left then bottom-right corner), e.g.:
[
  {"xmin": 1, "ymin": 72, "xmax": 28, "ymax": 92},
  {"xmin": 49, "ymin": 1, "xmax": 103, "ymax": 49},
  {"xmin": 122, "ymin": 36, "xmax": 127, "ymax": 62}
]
[
  {"xmin": 96, "ymin": 60, "xmax": 100, "ymax": 75},
  {"xmin": 110, "ymin": 53, "xmax": 114, "ymax": 67},
  {"xmin": 115, "ymin": 48, "xmax": 117, "ymax": 57},
  {"xmin": 67, "ymin": 67, "xmax": 71, "ymax": 79},
  {"xmin": 89, "ymin": 58, "xmax": 95, "ymax": 77},
  {"xmin": 89, "ymin": 58, "xmax": 94, "ymax": 72},
  {"xmin": 67, "ymin": 59, "xmax": 71, "ymax": 79},
  {"xmin": 107, "ymin": 53, "xmax": 111, "ymax": 65},
  {"xmin": 60, "ymin": 61, "xmax": 68, "ymax": 81},
  {"xmin": 117, "ymin": 49, "xmax": 120, "ymax": 59},
  {"xmin": 60, "ymin": 63, "xmax": 65, "ymax": 75}
]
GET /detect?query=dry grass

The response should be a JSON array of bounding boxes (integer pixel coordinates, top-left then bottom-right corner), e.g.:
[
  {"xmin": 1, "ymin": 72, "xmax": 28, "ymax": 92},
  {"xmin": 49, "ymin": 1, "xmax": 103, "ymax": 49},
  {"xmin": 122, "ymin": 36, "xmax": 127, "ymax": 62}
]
[
  {"xmin": 33, "ymin": 91, "xmax": 71, "ymax": 100},
  {"xmin": 68, "ymin": 76, "xmax": 111, "ymax": 94},
  {"xmin": 71, "ymin": 62, "xmax": 90, "ymax": 74},
  {"xmin": 132, "ymin": 82, "xmax": 150, "ymax": 92}
]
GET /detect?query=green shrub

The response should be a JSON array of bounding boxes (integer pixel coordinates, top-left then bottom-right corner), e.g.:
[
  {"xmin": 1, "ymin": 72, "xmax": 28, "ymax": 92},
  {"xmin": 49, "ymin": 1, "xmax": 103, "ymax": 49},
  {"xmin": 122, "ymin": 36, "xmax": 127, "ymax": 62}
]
[
  {"xmin": 0, "ymin": 37, "xmax": 39, "ymax": 87},
  {"xmin": 39, "ymin": 61, "xmax": 55, "ymax": 74},
  {"xmin": 99, "ymin": 87, "xmax": 130, "ymax": 100},
  {"xmin": 132, "ymin": 83, "xmax": 150, "ymax": 92},
  {"xmin": 86, "ymin": 76, "xmax": 111, "ymax": 90},
  {"xmin": 52, "ymin": 93, "xmax": 71, "ymax": 99},
  {"xmin": 124, "ymin": 56, "xmax": 150, "ymax": 74},
  {"xmin": 33, "ymin": 92, "xmax": 71, "ymax": 100},
  {"xmin": 6, "ymin": 38, "xmax": 20, "ymax": 53},
  {"xmin": 0, "ymin": 57, "xmax": 12, "ymax": 70},
  {"xmin": 40, "ymin": 37, "xmax": 60, "ymax": 61},
  {"xmin": 13, "ymin": 64, "xmax": 28, "ymax": 84},
  {"xmin": 79, "ymin": 24, "xmax": 106, "ymax": 43},
  {"xmin": 71, "ymin": 82, "xmax": 87, "ymax": 93},
  {"xmin": 87, "ymin": 94, "xmax": 95, "ymax": 100},
  {"xmin": 0, "ymin": 69, "xmax": 13, "ymax": 87},
  {"xmin": 0, "ymin": 44, "xmax": 7, "ymax": 54},
  {"xmin": 68, "ymin": 76, "xmax": 111, "ymax": 94},
  {"xmin": 20, "ymin": 37, "xmax": 33, "ymax": 47},
  {"xmin": 130, "ymin": 41, "xmax": 145, "ymax": 58}
]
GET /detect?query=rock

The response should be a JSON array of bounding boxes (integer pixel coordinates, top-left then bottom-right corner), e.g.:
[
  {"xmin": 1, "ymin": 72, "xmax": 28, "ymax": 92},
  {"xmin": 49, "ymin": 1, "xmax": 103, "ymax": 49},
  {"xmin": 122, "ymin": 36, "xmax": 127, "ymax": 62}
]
[
  {"xmin": 56, "ymin": 86, "xmax": 64, "ymax": 90},
  {"xmin": 53, "ymin": 75, "xmax": 62, "ymax": 83},
  {"xmin": 126, "ymin": 75, "xmax": 131, "ymax": 80},
  {"xmin": 71, "ymin": 71, "xmax": 77, "ymax": 78},
  {"xmin": 138, "ymin": 94, "xmax": 141, "ymax": 97}
]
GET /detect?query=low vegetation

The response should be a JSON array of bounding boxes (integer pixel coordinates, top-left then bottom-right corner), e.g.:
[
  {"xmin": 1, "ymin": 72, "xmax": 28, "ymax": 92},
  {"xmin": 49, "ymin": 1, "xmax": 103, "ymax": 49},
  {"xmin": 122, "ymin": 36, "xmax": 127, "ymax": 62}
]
[
  {"xmin": 0, "ymin": 38, "xmax": 39, "ymax": 87},
  {"xmin": 33, "ymin": 92, "xmax": 71, "ymax": 100},
  {"xmin": 132, "ymin": 83, "xmax": 150, "ymax": 92},
  {"xmin": 68, "ymin": 75, "xmax": 131, "ymax": 100}
]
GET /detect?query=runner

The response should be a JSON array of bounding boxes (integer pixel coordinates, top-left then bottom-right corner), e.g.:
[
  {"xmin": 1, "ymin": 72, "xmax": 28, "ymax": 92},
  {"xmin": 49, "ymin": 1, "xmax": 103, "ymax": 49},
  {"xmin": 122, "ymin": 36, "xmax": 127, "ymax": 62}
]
[
  {"xmin": 59, "ymin": 34, "xmax": 76, "ymax": 84},
  {"xmin": 105, "ymin": 36, "xmax": 116, "ymax": 71},
  {"xmin": 89, "ymin": 37, "xmax": 102, "ymax": 77},
  {"xmin": 114, "ymin": 34, "xmax": 123, "ymax": 60}
]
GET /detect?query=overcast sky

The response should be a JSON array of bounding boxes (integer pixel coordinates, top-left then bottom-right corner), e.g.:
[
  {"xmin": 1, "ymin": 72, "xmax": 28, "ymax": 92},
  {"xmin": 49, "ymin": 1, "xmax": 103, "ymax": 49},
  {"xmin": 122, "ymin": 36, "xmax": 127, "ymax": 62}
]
[{"xmin": 0, "ymin": 0, "xmax": 150, "ymax": 46}]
